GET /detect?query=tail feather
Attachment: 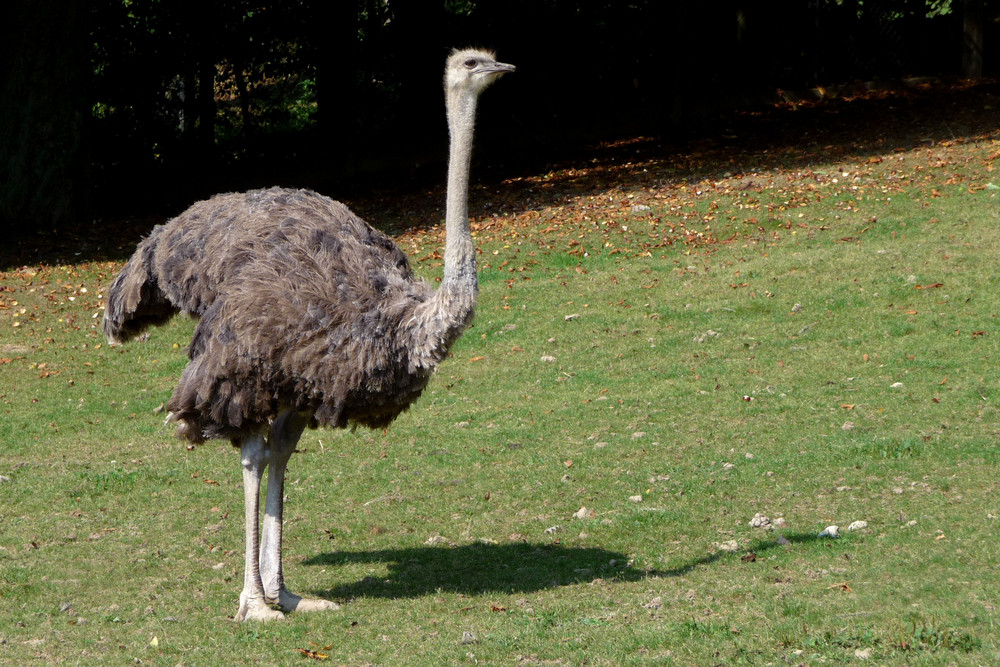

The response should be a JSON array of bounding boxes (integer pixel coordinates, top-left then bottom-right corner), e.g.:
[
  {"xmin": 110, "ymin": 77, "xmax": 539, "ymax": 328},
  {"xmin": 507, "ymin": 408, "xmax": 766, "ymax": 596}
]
[{"xmin": 103, "ymin": 226, "xmax": 177, "ymax": 345}]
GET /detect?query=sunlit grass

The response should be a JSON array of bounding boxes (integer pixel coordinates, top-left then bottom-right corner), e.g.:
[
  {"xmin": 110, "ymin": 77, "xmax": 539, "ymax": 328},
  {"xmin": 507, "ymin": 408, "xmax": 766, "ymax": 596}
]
[{"xmin": 2, "ymin": 132, "xmax": 1000, "ymax": 663}]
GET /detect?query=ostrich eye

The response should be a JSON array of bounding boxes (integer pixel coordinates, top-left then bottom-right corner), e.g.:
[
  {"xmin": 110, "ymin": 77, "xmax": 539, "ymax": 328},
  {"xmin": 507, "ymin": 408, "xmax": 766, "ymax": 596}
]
[{"xmin": 463, "ymin": 58, "xmax": 477, "ymax": 69}]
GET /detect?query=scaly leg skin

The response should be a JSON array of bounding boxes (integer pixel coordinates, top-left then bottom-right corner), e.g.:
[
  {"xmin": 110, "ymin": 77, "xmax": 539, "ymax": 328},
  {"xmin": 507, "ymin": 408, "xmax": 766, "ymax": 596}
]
[
  {"xmin": 259, "ymin": 410, "xmax": 340, "ymax": 614},
  {"xmin": 235, "ymin": 434, "xmax": 285, "ymax": 622}
]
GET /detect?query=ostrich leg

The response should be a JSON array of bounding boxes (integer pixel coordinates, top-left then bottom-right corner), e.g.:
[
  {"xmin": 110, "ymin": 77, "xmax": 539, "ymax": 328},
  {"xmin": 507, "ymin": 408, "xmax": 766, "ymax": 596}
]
[
  {"xmin": 235, "ymin": 433, "xmax": 285, "ymax": 622},
  {"xmin": 259, "ymin": 409, "xmax": 340, "ymax": 614}
]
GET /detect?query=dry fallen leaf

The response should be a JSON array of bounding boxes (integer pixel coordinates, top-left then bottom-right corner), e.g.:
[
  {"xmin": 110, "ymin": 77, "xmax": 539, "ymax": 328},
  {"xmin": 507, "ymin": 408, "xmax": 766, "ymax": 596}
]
[{"xmin": 295, "ymin": 648, "xmax": 329, "ymax": 660}]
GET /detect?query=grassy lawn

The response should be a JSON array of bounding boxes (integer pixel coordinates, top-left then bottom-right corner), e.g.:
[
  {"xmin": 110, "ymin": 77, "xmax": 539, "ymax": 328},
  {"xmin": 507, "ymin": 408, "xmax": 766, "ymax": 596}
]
[{"xmin": 3, "ymin": 88, "xmax": 1000, "ymax": 664}]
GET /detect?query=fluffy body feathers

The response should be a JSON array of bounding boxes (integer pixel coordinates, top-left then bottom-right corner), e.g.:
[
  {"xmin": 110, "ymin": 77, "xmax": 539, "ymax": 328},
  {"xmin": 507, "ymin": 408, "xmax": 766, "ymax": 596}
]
[{"xmin": 104, "ymin": 187, "xmax": 470, "ymax": 442}]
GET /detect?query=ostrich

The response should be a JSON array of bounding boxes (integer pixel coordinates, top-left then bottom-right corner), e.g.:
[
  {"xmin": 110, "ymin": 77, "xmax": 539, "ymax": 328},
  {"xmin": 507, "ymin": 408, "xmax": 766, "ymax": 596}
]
[{"xmin": 103, "ymin": 48, "xmax": 514, "ymax": 622}]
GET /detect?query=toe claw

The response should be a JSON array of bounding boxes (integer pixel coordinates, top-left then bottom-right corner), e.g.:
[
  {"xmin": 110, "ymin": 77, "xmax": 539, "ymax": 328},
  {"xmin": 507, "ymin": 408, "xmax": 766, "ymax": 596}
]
[
  {"xmin": 236, "ymin": 596, "xmax": 285, "ymax": 622},
  {"xmin": 274, "ymin": 588, "xmax": 340, "ymax": 613}
]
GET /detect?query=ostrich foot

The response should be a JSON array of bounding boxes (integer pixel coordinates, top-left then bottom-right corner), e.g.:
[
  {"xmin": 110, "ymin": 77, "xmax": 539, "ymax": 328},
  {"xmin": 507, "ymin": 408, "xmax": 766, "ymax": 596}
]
[
  {"xmin": 269, "ymin": 588, "xmax": 340, "ymax": 613},
  {"xmin": 235, "ymin": 594, "xmax": 285, "ymax": 622}
]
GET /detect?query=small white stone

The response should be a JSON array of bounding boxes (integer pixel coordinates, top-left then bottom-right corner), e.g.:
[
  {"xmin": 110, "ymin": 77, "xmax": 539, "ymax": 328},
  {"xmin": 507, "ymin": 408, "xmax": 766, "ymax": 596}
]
[
  {"xmin": 818, "ymin": 525, "xmax": 840, "ymax": 538},
  {"xmin": 628, "ymin": 495, "xmax": 643, "ymax": 503},
  {"xmin": 847, "ymin": 520, "xmax": 868, "ymax": 531},
  {"xmin": 749, "ymin": 513, "xmax": 772, "ymax": 529},
  {"xmin": 540, "ymin": 355, "xmax": 556, "ymax": 363},
  {"xmin": 890, "ymin": 382, "xmax": 904, "ymax": 389},
  {"xmin": 573, "ymin": 507, "xmax": 594, "ymax": 520},
  {"xmin": 544, "ymin": 525, "xmax": 561, "ymax": 534}
]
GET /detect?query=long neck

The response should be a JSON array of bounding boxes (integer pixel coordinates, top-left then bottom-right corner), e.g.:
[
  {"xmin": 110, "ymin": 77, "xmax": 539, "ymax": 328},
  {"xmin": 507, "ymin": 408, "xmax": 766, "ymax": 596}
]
[
  {"xmin": 405, "ymin": 89, "xmax": 479, "ymax": 370},
  {"xmin": 442, "ymin": 90, "xmax": 478, "ymax": 289}
]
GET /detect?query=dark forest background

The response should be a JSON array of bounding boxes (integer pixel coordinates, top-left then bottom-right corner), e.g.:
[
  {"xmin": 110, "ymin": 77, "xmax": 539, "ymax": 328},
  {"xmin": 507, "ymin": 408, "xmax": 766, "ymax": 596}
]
[{"xmin": 1, "ymin": 0, "xmax": 997, "ymax": 235}]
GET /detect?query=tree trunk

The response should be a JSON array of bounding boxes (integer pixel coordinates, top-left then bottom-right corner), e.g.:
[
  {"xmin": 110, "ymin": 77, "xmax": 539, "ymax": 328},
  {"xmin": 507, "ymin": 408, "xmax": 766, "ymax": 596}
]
[
  {"xmin": 182, "ymin": 66, "xmax": 198, "ymax": 137},
  {"xmin": 234, "ymin": 63, "xmax": 253, "ymax": 141},
  {"xmin": 963, "ymin": 0, "xmax": 985, "ymax": 79},
  {"xmin": 0, "ymin": 0, "xmax": 88, "ymax": 235},
  {"xmin": 314, "ymin": 0, "xmax": 359, "ymax": 167},
  {"xmin": 198, "ymin": 55, "xmax": 217, "ymax": 153}
]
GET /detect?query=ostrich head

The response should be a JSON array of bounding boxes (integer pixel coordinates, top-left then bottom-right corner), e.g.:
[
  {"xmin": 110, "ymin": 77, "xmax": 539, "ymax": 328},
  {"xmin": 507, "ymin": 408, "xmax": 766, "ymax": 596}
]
[{"xmin": 445, "ymin": 48, "xmax": 515, "ymax": 99}]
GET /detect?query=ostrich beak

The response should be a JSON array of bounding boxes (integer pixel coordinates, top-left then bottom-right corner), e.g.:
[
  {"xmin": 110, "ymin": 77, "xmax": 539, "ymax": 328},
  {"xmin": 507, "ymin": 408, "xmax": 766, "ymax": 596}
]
[{"xmin": 489, "ymin": 61, "xmax": 516, "ymax": 75}]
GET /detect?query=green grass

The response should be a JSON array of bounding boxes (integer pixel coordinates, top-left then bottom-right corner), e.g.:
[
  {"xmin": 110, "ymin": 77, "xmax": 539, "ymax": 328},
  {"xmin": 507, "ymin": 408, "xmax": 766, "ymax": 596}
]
[{"xmin": 3, "ymin": 128, "xmax": 1000, "ymax": 663}]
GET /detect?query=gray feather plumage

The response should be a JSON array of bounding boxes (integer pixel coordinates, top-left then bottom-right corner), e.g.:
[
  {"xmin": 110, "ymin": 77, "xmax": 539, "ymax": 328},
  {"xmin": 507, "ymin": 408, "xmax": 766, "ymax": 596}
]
[{"xmin": 104, "ymin": 187, "xmax": 456, "ymax": 443}]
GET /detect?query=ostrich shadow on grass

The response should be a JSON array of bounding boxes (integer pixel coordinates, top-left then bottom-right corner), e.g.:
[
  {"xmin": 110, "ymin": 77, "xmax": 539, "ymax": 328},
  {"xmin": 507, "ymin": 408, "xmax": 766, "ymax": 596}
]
[{"xmin": 303, "ymin": 532, "xmax": 820, "ymax": 601}]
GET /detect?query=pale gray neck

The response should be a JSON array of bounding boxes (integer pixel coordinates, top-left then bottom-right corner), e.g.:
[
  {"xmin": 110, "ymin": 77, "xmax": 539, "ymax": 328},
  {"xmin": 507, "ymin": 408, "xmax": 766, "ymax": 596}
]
[
  {"xmin": 442, "ymin": 91, "xmax": 478, "ymax": 288},
  {"xmin": 404, "ymin": 88, "xmax": 480, "ymax": 370}
]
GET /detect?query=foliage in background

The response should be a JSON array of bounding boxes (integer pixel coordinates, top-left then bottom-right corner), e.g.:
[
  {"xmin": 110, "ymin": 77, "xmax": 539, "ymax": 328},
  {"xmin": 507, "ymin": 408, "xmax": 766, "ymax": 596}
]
[
  {"xmin": 0, "ymin": 1, "xmax": 993, "ymax": 237},
  {"xmin": 79, "ymin": 1, "xmax": 985, "ymax": 210}
]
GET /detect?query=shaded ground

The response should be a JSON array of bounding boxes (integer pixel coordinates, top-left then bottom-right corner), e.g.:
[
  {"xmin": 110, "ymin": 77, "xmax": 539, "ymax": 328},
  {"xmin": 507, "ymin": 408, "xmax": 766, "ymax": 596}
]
[{"xmin": 3, "ymin": 77, "xmax": 999, "ymax": 271}]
